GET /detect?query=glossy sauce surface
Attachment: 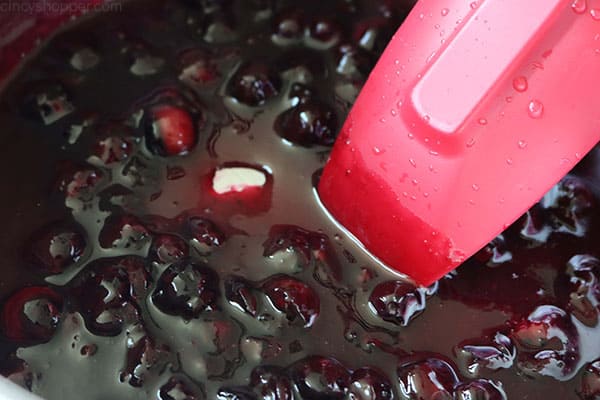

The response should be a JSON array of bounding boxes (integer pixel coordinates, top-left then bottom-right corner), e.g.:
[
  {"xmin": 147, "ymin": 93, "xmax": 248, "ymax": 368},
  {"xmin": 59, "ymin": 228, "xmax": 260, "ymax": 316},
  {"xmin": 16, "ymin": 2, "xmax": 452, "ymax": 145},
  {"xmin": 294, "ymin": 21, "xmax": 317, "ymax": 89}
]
[{"xmin": 0, "ymin": 1, "xmax": 600, "ymax": 399}]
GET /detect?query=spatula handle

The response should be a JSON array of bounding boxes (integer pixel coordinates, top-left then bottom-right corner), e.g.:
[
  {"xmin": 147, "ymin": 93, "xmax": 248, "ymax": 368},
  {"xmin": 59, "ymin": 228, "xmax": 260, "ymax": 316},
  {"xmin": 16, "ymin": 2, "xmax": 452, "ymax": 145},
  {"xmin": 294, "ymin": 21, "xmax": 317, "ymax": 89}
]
[{"xmin": 319, "ymin": 0, "xmax": 600, "ymax": 285}]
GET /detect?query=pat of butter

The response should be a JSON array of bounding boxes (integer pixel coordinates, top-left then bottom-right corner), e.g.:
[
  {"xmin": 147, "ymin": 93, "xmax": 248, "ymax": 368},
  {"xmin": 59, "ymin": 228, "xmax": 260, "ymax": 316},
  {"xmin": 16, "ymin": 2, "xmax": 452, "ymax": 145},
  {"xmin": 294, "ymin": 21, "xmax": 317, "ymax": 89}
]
[{"xmin": 212, "ymin": 167, "xmax": 266, "ymax": 194}]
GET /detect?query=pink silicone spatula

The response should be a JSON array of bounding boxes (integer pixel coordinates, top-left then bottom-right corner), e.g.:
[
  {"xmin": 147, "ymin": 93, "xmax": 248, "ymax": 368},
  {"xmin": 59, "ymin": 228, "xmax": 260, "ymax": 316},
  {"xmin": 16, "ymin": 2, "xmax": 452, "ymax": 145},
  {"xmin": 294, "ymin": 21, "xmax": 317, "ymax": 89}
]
[{"xmin": 319, "ymin": 0, "xmax": 600, "ymax": 286}]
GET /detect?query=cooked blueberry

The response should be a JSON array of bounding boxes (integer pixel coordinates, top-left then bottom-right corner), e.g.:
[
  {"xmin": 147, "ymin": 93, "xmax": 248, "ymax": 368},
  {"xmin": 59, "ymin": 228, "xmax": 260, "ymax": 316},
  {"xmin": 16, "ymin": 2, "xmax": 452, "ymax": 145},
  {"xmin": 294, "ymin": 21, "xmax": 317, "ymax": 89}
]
[
  {"xmin": 72, "ymin": 257, "xmax": 149, "ymax": 336},
  {"xmin": 274, "ymin": 102, "xmax": 338, "ymax": 147},
  {"xmin": 290, "ymin": 356, "xmax": 350, "ymax": 399},
  {"xmin": 152, "ymin": 259, "xmax": 219, "ymax": 319},
  {"xmin": 129, "ymin": 51, "xmax": 164, "ymax": 76},
  {"xmin": 57, "ymin": 166, "xmax": 102, "ymax": 201},
  {"xmin": 145, "ymin": 105, "xmax": 198, "ymax": 157},
  {"xmin": 541, "ymin": 175, "xmax": 596, "ymax": 237},
  {"xmin": 568, "ymin": 254, "xmax": 600, "ymax": 281},
  {"xmin": 74, "ymin": 273, "xmax": 130, "ymax": 335},
  {"xmin": 262, "ymin": 224, "xmax": 329, "ymax": 264},
  {"xmin": 120, "ymin": 333, "xmax": 164, "ymax": 387},
  {"xmin": 19, "ymin": 81, "xmax": 75, "ymax": 125},
  {"xmin": 306, "ymin": 17, "xmax": 341, "ymax": 47},
  {"xmin": 348, "ymin": 367, "xmax": 394, "ymax": 400},
  {"xmin": 581, "ymin": 360, "xmax": 600, "ymax": 400},
  {"xmin": 26, "ymin": 224, "xmax": 86, "ymax": 273},
  {"xmin": 369, "ymin": 280, "xmax": 427, "ymax": 326},
  {"xmin": 225, "ymin": 276, "xmax": 258, "ymax": 316},
  {"xmin": 511, "ymin": 305, "xmax": 580, "ymax": 379},
  {"xmin": 289, "ymin": 83, "xmax": 314, "ymax": 105},
  {"xmin": 263, "ymin": 274, "xmax": 320, "ymax": 327},
  {"xmin": 178, "ymin": 50, "xmax": 220, "ymax": 86},
  {"xmin": 250, "ymin": 366, "xmax": 292, "ymax": 400},
  {"xmin": 185, "ymin": 216, "xmax": 226, "ymax": 249},
  {"xmin": 512, "ymin": 306, "xmax": 574, "ymax": 349},
  {"xmin": 472, "ymin": 234, "xmax": 512, "ymax": 266},
  {"xmin": 150, "ymin": 234, "xmax": 188, "ymax": 264},
  {"xmin": 1, "ymin": 287, "xmax": 63, "ymax": 343},
  {"xmin": 70, "ymin": 47, "xmax": 100, "ymax": 71},
  {"xmin": 272, "ymin": 9, "xmax": 305, "ymax": 42},
  {"xmin": 211, "ymin": 319, "xmax": 242, "ymax": 354},
  {"xmin": 397, "ymin": 356, "xmax": 459, "ymax": 400},
  {"xmin": 455, "ymin": 332, "xmax": 516, "ymax": 377},
  {"xmin": 335, "ymin": 44, "xmax": 376, "ymax": 78},
  {"xmin": 352, "ymin": 17, "xmax": 396, "ymax": 54},
  {"xmin": 566, "ymin": 290, "xmax": 598, "ymax": 328},
  {"xmin": 99, "ymin": 214, "xmax": 150, "ymax": 250},
  {"xmin": 93, "ymin": 136, "xmax": 134, "ymax": 165},
  {"xmin": 453, "ymin": 379, "xmax": 507, "ymax": 400},
  {"xmin": 561, "ymin": 255, "xmax": 600, "ymax": 326},
  {"xmin": 140, "ymin": 87, "xmax": 206, "ymax": 157},
  {"xmin": 217, "ymin": 386, "xmax": 257, "ymax": 400},
  {"xmin": 119, "ymin": 257, "xmax": 153, "ymax": 299},
  {"xmin": 565, "ymin": 255, "xmax": 600, "ymax": 308},
  {"xmin": 203, "ymin": 11, "xmax": 239, "ymax": 44},
  {"xmin": 517, "ymin": 205, "xmax": 552, "ymax": 243},
  {"xmin": 228, "ymin": 62, "xmax": 281, "ymax": 106},
  {"xmin": 158, "ymin": 377, "xmax": 201, "ymax": 400}
]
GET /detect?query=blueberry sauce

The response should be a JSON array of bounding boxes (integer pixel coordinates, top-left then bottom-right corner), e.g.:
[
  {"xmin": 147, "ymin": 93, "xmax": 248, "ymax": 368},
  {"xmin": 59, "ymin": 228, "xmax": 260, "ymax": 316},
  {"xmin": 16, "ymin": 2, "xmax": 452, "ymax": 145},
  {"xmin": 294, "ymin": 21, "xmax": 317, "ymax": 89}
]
[{"xmin": 0, "ymin": 1, "xmax": 600, "ymax": 399}]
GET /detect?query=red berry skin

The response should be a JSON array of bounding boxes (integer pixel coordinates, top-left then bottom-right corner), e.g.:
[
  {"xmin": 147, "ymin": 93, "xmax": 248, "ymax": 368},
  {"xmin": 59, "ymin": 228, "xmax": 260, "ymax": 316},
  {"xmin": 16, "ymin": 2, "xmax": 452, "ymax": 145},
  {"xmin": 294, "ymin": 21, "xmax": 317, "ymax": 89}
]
[
  {"xmin": 147, "ymin": 105, "xmax": 197, "ymax": 156},
  {"xmin": 1, "ymin": 286, "xmax": 63, "ymax": 343}
]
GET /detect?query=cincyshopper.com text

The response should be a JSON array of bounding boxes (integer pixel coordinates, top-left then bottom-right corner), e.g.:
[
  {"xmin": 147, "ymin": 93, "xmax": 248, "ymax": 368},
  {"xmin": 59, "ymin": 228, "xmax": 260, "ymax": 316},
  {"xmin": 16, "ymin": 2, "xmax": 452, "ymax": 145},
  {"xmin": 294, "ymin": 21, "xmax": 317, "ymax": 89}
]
[{"xmin": 0, "ymin": 1, "xmax": 123, "ymax": 14}]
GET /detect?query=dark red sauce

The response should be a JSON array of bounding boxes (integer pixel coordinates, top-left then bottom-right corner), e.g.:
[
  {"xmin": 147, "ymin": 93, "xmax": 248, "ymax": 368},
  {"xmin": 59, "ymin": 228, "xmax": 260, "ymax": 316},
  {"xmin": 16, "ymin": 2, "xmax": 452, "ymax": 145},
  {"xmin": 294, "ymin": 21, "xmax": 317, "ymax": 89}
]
[{"xmin": 0, "ymin": 1, "xmax": 600, "ymax": 399}]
